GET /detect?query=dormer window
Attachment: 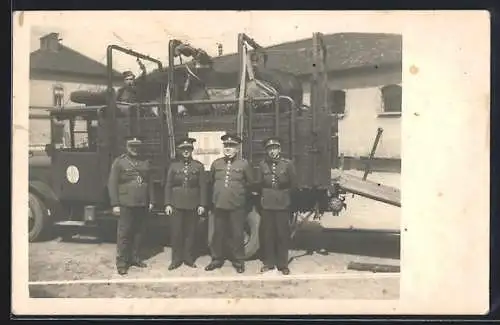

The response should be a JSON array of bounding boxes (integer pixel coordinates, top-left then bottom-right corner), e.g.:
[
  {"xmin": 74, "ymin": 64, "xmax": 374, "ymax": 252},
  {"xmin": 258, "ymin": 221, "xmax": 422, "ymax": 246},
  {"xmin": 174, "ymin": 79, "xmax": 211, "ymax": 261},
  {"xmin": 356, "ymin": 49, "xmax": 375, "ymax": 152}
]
[{"xmin": 53, "ymin": 84, "xmax": 64, "ymax": 108}]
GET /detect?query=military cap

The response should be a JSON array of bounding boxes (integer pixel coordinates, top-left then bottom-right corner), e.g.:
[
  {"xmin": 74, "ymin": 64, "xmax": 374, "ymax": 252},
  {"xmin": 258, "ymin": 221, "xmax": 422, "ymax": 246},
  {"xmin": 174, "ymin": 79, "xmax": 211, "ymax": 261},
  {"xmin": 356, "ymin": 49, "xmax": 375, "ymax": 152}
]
[
  {"xmin": 176, "ymin": 137, "xmax": 196, "ymax": 149},
  {"xmin": 221, "ymin": 133, "xmax": 242, "ymax": 145},
  {"xmin": 263, "ymin": 136, "xmax": 282, "ymax": 148},
  {"xmin": 123, "ymin": 70, "xmax": 135, "ymax": 79},
  {"xmin": 124, "ymin": 135, "xmax": 143, "ymax": 145}
]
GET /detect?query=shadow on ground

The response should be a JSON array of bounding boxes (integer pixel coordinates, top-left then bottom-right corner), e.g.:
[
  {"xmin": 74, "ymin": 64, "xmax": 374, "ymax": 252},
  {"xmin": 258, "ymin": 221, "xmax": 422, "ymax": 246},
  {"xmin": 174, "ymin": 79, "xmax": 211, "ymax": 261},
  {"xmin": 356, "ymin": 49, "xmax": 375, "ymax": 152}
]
[
  {"xmin": 29, "ymin": 286, "xmax": 57, "ymax": 298},
  {"xmin": 291, "ymin": 220, "xmax": 400, "ymax": 260},
  {"xmin": 53, "ymin": 218, "xmax": 399, "ymax": 262}
]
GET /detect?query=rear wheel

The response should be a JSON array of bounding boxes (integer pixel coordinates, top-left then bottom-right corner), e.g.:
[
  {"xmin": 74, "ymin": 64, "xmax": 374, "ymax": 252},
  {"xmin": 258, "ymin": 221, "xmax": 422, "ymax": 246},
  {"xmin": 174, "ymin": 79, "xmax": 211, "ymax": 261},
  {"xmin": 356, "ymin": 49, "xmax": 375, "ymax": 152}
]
[
  {"xmin": 29, "ymin": 192, "xmax": 50, "ymax": 242},
  {"xmin": 207, "ymin": 207, "xmax": 261, "ymax": 260}
]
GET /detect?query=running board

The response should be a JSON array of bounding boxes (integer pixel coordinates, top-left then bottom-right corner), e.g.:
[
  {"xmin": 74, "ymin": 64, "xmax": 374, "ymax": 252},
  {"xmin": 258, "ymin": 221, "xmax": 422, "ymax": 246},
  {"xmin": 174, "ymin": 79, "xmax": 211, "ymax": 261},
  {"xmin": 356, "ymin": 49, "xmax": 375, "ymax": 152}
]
[
  {"xmin": 54, "ymin": 220, "xmax": 97, "ymax": 227},
  {"xmin": 333, "ymin": 170, "xmax": 401, "ymax": 207}
]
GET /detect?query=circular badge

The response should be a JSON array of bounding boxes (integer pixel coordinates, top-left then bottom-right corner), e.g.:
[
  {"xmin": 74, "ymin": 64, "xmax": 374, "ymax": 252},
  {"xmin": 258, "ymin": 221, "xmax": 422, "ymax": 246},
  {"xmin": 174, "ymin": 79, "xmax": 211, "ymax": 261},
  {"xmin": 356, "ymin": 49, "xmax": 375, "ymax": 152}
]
[{"xmin": 66, "ymin": 165, "xmax": 80, "ymax": 184}]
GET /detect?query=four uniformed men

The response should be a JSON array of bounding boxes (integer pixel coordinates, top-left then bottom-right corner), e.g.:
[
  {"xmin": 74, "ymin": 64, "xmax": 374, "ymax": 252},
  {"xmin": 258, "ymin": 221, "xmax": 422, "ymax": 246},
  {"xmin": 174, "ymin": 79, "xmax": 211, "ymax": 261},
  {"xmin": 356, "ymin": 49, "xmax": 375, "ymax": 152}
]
[
  {"xmin": 108, "ymin": 135, "xmax": 154, "ymax": 275},
  {"xmin": 107, "ymin": 132, "xmax": 297, "ymax": 276},
  {"xmin": 164, "ymin": 137, "xmax": 207, "ymax": 270}
]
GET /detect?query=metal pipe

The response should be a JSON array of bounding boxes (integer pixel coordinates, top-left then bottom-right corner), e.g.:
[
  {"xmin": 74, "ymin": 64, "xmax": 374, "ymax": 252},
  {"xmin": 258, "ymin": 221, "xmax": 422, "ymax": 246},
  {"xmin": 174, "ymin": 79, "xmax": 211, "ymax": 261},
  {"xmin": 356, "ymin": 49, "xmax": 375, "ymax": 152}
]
[
  {"xmin": 279, "ymin": 95, "xmax": 297, "ymax": 159},
  {"xmin": 240, "ymin": 33, "xmax": 268, "ymax": 66},
  {"xmin": 274, "ymin": 95, "xmax": 280, "ymax": 137},
  {"xmin": 362, "ymin": 127, "xmax": 384, "ymax": 181},
  {"xmin": 107, "ymin": 45, "xmax": 163, "ymax": 67},
  {"xmin": 106, "ymin": 44, "xmax": 164, "ymax": 159},
  {"xmin": 171, "ymin": 97, "xmax": 274, "ymax": 106}
]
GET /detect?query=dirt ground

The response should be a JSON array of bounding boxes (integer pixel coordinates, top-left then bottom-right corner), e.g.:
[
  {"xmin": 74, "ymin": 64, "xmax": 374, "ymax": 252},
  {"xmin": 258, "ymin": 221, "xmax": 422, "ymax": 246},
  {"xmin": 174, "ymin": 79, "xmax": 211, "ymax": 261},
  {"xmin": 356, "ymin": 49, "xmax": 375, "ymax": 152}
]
[{"xmin": 29, "ymin": 171, "xmax": 401, "ymax": 300}]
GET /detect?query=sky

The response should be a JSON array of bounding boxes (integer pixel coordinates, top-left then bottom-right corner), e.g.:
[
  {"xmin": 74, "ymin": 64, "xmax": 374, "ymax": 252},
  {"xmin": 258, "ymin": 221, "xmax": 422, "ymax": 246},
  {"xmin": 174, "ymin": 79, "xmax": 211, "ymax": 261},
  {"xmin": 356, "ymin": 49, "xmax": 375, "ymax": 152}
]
[{"xmin": 27, "ymin": 11, "xmax": 406, "ymax": 74}]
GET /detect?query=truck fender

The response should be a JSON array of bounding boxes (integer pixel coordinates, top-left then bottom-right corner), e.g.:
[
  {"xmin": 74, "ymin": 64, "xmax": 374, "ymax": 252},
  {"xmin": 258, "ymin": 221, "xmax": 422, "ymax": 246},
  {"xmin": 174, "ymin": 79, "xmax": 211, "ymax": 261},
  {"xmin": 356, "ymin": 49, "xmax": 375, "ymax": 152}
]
[{"xmin": 29, "ymin": 180, "xmax": 61, "ymax": 218}]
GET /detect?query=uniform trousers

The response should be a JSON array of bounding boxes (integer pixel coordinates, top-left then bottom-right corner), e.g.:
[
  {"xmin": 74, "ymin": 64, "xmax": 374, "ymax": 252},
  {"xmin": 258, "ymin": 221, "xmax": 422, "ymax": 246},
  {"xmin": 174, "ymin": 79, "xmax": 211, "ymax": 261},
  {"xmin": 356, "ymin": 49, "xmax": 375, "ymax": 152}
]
[
  {"xmin": 260, "ymin": 209, "xmax": 290, "ymax": 269},
  {"xmin": 211, "ymin": 208, "xmax": 246, "ymax": 266},
  {"xmin": 116, "ymin": 206, "xmax": 148, "ymax": 268},
  {"xmin": 170, "ymin": 208, "xmax": 198, "ymax": 264}
]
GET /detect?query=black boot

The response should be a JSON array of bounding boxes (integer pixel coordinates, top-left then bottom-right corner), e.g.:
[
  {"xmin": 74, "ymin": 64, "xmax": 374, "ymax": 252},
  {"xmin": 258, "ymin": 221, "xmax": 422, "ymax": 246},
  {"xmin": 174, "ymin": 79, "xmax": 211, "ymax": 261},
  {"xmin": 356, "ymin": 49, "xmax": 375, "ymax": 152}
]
[
  {"xmin": 117, "ymin": 266, "xmax": 129, "ymax": 275},
  {"xmin": 205, "ymin": 261, "xmax": 223, "ymax": 271},
  {"xmin": 260, "ymin": 265, "xmax": 275, "ymax": 273},
  {"xmin": 233, "ymin": 262, "xmax": 245, "ymax": 274},
  {"xmin": 130, "ymin": 258, "xmax": 147, "ymax": 268},
  {"xmin": 168, "ymin": 261, "xmax": 183, "ymax": 271},
  {"xmin": 184, "ymin": 260, "xmax": 198, "ymax": 268}
]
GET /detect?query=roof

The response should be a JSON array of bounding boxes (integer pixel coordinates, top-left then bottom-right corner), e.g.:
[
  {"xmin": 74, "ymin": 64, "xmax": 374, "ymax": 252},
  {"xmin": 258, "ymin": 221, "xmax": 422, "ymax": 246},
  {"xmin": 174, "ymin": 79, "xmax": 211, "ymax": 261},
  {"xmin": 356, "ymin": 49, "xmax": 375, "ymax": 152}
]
[
  {"xmin": 30, "ymin": 44, "xmax": 122, "ymax": 80},
  {"xmin": 211, "ymin": 33, "xmax": 402, "ymax": 75}
]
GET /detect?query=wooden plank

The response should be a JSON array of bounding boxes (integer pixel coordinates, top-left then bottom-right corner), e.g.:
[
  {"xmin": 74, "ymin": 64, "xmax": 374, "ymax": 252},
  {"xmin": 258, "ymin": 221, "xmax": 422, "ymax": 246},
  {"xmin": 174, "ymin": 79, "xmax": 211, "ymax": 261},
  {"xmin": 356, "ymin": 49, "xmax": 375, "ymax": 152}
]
[
  {"xmin": 334, "ymin": 169, "xmax": 401, "ymax": 207},
  {"xmin": 347, "ymin": 262, "xmax": 400, "ymax": 273}
]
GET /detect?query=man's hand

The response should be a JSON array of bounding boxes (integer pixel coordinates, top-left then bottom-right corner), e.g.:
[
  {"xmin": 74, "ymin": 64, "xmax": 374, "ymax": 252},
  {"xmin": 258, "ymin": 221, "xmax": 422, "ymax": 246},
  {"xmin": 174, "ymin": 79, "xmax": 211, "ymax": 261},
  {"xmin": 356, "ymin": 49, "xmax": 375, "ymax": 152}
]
[
  {"xmin": 112, "ymin": 206, "xmax": 120, "ymax": 216},
  {"xmin": 197, "ymin": 206, "xmax": 205, "ymax": 216},
  {"xmin": 165, "ymin": 205, "xmax": 173, "ymax": 216}
]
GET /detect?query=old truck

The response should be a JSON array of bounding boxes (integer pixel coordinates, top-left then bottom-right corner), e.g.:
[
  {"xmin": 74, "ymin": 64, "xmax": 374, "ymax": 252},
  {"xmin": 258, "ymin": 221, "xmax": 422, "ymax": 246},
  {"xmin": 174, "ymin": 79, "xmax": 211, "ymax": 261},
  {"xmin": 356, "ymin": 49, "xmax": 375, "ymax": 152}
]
[{"xmin": 28, "ymin": 33, "xmax": 401, "ymax": 259}]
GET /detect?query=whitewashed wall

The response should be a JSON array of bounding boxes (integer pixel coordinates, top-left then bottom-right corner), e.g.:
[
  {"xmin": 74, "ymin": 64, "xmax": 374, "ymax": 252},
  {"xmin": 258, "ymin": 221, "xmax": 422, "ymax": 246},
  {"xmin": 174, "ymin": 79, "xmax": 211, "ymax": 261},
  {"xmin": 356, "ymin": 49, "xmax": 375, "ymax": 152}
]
[{"xmin": 301, "ymin": 66, "xmax": 402, "ymax": 159}]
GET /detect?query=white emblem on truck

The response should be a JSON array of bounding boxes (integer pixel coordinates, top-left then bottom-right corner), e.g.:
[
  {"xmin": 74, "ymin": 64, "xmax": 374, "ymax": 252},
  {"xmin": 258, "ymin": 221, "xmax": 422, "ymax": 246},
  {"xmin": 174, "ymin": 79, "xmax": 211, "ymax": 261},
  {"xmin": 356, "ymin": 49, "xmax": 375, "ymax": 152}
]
[
  {"xmin": 66, "ymin": 165, "xmax": 80, "ymax": 184},
  {"xmin": 189, "ymin": 131, "xmax": 225, "ymax": 170}
]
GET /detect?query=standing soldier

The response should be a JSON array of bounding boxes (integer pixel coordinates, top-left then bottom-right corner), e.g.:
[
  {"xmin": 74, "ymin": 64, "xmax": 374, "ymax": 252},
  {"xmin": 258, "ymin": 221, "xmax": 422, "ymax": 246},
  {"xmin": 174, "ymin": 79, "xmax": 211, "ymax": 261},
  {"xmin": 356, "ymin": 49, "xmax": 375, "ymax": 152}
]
[
  {"xmin": 164, "ymin": 137, "xmax": 207, "ymax": 270},
  {"xmin": 205, "ymin": 133, "xmax": 254, "ymax": 274},
  {"xmin": 255, "ymin": 137, "xmax": 297, "ymax": 275},
  {"xmin": 116, "ymin": 58, "xmax": 147, "ymax": 104},
  {"xmin": 108, "ymin": 135, "xmax": 154, "ymax": 276}
]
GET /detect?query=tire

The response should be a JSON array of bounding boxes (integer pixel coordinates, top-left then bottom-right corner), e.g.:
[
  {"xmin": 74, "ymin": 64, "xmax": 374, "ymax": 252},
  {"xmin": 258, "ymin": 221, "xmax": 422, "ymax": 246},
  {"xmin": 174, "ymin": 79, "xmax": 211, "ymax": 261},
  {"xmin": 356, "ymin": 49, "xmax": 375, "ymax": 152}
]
[
  {"xmin": 207, "ymin": 207, "xmax": 261, "ymax": 260},
  {"xmin": 29, "ymin": 192, "xmax": 50, "ymax": 242},
  {"xmin": 70, "ymin": 90, "xmax": 107, "ymax": 106}
]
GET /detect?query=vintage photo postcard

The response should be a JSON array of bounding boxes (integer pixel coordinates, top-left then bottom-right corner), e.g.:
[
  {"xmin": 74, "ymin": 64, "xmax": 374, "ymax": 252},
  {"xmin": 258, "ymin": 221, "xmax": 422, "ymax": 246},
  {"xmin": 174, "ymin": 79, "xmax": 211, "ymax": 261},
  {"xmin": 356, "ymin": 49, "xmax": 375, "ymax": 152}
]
[{"xmin": 12, "ymin": 10, "xmax": 490, "ymax": 315}]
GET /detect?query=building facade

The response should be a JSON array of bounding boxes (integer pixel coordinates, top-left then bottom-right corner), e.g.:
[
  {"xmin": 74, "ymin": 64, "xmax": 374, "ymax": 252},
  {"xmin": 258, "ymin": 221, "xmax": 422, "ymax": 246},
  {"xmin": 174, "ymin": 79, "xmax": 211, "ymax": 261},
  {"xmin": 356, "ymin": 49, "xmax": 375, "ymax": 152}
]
[
  {"xmin": 301, "ymin": 64, "xmax": 402, "ymax": 171},
  {"xmin": 210, "ymin": 33, "xmax": 403, "ymax": 172},
  {"xmin": 29, "ymin": 32, "xmax": 122, "ymax": 148}
]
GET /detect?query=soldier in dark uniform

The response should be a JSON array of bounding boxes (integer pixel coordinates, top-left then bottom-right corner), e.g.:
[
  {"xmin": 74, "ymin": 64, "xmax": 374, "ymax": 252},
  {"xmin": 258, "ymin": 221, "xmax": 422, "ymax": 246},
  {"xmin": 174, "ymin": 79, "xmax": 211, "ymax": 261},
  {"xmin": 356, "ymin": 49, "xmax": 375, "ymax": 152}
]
[
  {"xmin": 255, "ymin": 137, "xmax": 297, "ymax": 275},
  {"xmin": 164, "ymin": 137, "xmax": 207, "ymax": 270},
  {"xmin": 116, "ymin": 59, "xmax": 147, "ymax": 104},
  {"xmin": 205, "ymin": 133, "xmax": 254, "ymax": 274},
  {"xmin": 108, "ymin": 135, "xmax": 155, "ymax": 275}
]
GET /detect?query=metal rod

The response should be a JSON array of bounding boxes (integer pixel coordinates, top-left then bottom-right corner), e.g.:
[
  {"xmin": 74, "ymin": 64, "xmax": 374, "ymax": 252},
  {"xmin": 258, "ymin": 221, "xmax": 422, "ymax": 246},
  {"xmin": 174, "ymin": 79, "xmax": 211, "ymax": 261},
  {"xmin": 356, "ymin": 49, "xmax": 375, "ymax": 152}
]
[
  {"xmin": 248, "ymin": 101, "xmax": 253, "ymax": 161},
  {"xmin": 362, "ymin": 127, "xmax": 384, "ymax": 181},
  {"xmin": 279, "ymin": 95, "xmax": 297, "ymax": 158},
  {"xmin": 167, "ymin": 40, "xmax": 177, "ymax": 160},
  {"xmin": 237, "ymin": 34, "xmax": 246, "ymax": 151},
  {"xmin": 107, "ymin": 45, "xmax": 163, "ymax": 67},
  {"xmin": 274, "ymin": 95, "xmax": 280, "ymax": 137},
  {"xmin": 171, "ymin": 97, "xmax": 274, "ymax": 106},
  {"xmin": 106, "ymin": 44, "xmax": 164, "ymax": 160}
]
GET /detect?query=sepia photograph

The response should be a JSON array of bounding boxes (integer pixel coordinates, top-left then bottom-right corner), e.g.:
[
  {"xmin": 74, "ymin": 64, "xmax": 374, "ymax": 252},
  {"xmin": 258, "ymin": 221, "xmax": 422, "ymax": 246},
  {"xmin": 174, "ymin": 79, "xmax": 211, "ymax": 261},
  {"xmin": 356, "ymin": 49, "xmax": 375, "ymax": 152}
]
[{"xmin": 13, "ymin": 10, "xmax": 489, "ymax": 315}]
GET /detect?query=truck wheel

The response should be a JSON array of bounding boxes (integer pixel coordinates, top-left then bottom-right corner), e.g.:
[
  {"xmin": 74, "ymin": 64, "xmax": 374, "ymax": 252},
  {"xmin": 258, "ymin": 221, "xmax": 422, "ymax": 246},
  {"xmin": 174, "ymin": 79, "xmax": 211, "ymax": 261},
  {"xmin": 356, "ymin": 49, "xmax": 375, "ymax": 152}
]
[
  {"xmin": 207, "ymin": 207, "xmax": 261, "ymax": 260},
  {"xmin": 29, "ymin": 192, "xmax": 50, "ymax": 242},
  {"xmin": 243, "ymin": 208, "xmax": 261, "ymax": 259}
]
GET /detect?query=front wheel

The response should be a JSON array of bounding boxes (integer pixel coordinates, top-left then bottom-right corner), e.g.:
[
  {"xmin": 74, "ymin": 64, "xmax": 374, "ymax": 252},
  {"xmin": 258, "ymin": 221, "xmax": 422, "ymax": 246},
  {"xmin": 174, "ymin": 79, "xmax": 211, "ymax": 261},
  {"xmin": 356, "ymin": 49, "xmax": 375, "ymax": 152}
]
[
  {"xmin": 29, "ymin": 192, "xmax": 51, "ymax": 242},
  {"xmin": 207, "ymin": 207, "xmax": 261, "ymax": 260}
]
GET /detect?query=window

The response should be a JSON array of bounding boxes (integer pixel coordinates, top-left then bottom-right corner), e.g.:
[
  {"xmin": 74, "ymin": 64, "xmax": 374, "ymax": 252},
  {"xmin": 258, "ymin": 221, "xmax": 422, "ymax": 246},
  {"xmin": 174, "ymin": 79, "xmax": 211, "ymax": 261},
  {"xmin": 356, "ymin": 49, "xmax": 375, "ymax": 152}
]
[
  {"xmin": 329, "ymin": 90, "xmax": 346, "ymax": 115},
  {"xmin": 380, "ymin": 84, "xmax": 402, "ymax": 115},
  {"xmin": 51, "ymin": 116, "xmax": 98, "ymax": 151},
  {"xmin": 53, "ymin": 84, "xmax": 64, "ymax": 108}
]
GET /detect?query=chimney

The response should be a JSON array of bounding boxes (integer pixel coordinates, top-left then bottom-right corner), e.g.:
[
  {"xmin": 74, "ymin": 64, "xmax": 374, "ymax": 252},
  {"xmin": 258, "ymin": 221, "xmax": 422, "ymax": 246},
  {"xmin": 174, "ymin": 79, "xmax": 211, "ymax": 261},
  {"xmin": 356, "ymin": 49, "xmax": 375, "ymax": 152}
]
[
  {"xmin": 40, "ymin": 32, "xmax": 62, "ymax": 52},
  {"xmin": 217, "ymin": 43, "xmax": 223, "ymax": 56}
]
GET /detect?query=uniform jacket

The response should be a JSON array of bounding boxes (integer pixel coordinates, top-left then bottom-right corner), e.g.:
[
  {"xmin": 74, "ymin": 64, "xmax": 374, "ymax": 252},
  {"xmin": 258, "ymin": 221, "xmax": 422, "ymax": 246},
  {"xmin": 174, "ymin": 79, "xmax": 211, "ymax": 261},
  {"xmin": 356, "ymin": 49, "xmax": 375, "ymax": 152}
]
[
  {"xmin": 255, "ymin": 157, "xmax": 297, "ymax": 210},
  {"xmin": 116, "ymin": 87, "xmax": 139, "ymax": 103},
  {"xmin": 116, "ymin": 71, "xmax": 146, "ymax": 103},
  {"xmin": 164, "ymin": 158, "xmax": 207, "ymax": 210},
  {"xmin": 209, "ymin": 157, "xmax": 254, "ymax": 210},
  {"xmin": 108, "ymin": 154, "xmax": 155, "ymax": 207}
]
